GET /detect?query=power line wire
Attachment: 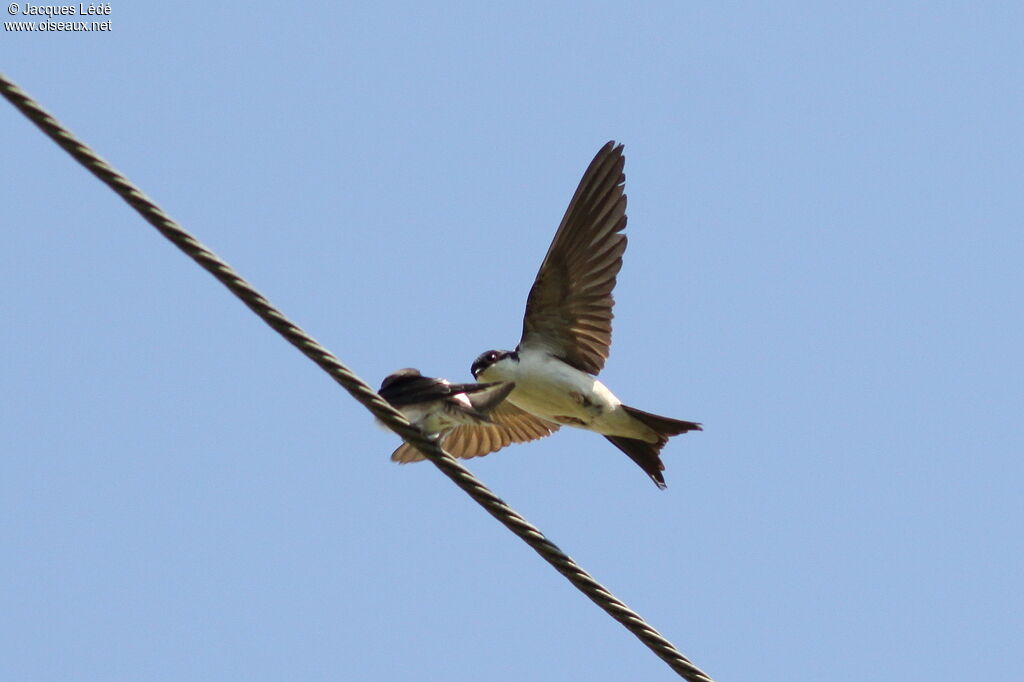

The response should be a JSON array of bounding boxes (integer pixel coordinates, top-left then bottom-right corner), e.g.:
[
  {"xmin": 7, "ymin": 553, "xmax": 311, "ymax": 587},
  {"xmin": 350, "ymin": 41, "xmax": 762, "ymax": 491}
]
[{"xmin": 1, "ymin": 72, "xmax": 714, "ymax": 682}]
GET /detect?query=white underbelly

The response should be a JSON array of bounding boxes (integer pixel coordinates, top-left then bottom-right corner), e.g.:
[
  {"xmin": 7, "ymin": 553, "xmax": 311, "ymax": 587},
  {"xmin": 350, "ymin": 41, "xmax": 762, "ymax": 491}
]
[
  {"xmin": 507, "ymin": 352, "xmax": 622, "ymax": 427},
  {"xmin": 509, "ymin": 384, "xmax": 587, "ymax": 419}
]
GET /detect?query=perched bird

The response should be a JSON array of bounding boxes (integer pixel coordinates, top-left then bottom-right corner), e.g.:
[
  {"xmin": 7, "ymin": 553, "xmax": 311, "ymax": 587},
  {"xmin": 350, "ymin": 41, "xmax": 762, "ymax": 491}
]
[
  {"xmin": 470, "ymin": 141, "xmax": 701, "ymax": 488},
  {"xmin": 379, "ymin": 368, "xmax": 558, "ymax": 463}
]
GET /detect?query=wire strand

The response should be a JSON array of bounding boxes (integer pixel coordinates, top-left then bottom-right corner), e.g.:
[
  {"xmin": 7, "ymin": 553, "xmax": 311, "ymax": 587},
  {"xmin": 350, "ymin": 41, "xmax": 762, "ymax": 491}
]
[{"xmin": 1, "ymin": 72, "xmax": 713, "ymax": 682}]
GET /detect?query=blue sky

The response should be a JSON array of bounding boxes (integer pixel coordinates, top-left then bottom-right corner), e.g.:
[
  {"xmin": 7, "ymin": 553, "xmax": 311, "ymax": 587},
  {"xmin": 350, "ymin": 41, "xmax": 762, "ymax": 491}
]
[{"xmin": 3, "ymin": 3, "xmax": 1022, "ymax": 680}]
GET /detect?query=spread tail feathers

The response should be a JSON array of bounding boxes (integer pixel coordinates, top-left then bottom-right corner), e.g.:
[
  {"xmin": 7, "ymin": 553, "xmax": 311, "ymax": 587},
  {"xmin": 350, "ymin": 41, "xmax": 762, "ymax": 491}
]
[{"xmin": 606, "ymin": 406, "xmax": 702, "ymax": 489}]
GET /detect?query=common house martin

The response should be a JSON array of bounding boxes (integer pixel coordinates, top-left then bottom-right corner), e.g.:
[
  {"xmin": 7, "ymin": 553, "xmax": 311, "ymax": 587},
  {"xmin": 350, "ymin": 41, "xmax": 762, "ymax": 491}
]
[
  {"xmin": 379, "ymin": 368, "xmax": 558, "ymax": 463},
  {"xmin": 470, "ymin": 141, "xmax": 701, "ymax": 488}
]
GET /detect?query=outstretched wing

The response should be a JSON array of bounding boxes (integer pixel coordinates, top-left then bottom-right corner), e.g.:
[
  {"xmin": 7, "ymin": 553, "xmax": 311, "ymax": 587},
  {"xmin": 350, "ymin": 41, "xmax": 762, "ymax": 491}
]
[
  {"xmin": 518, "ymin": 141, "xmax": 627, "ymax": 375},
  {"xmin": 390, "ymin": 402, "xmax": 559, "ymax": 463}
]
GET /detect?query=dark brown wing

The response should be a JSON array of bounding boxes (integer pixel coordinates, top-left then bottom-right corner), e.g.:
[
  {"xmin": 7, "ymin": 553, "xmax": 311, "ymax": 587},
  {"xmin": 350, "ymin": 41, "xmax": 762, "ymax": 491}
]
[
  {"xmin": 390, "ymin": 402, "xmax": 560, "ymax": 463},
  {"xmin": 379, "ymin": 369, "xmax": 504, "ymax": 408},
  {"xmin": 519, "ymin": 141, "xmax": 627, "ymax": 375}
]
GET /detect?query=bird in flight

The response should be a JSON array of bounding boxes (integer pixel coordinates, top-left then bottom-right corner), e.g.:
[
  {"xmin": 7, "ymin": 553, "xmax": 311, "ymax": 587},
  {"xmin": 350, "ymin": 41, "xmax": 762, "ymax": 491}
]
[
  {"xmin": 380, "ymin": 369, "xmax": 557, "ymax": 463},
  {"xmin": 470, "ymin": 141, "xmax": 701, "ymax": 488}
]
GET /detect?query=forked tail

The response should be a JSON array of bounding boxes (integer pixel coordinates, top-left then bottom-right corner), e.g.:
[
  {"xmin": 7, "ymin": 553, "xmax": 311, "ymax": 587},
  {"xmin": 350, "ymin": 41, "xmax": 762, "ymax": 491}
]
[{"xmin": 605, "ymin": 405, "xmax": 702, "ymax": 489}]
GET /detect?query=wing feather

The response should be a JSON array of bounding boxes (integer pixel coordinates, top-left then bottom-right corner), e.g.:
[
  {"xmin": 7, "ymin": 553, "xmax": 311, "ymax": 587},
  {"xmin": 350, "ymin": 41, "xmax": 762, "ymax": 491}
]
[
  {"xmin": 390, "ymin": 402, "xmax": 559, "ymax": 463},
  {"xmin": 519, "ymin": 141, "xmax": 627, "ymax": 375}
]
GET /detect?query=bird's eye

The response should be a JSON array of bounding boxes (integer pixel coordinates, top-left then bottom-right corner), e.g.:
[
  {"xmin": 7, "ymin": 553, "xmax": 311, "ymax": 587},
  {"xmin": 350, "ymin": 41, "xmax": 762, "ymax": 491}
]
[{"xmin": 471, "ymin": 350, "xmax": 500, "ymax": 378}]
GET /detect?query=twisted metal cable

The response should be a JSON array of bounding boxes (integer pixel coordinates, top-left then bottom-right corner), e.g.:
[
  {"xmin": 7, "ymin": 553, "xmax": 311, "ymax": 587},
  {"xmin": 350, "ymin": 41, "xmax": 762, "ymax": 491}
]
[{"xmin": 2, "ymin": 72, "xmax": 713, "ymax": 682}]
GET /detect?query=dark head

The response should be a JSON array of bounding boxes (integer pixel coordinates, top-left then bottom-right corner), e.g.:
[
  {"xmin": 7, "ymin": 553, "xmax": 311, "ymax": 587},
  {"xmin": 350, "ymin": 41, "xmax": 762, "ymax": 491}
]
[
  {"xmin": 379, "ymin": 368, "xmax": 421, "ymax": 393},
  {"xmin": 471, "ymin": 350, "xmax": 516, "ymax": 379}
]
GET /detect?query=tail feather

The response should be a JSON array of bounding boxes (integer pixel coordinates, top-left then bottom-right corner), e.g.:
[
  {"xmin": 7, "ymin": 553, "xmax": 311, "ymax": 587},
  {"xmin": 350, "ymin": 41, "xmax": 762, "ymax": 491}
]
[
  {"xmin": 621, "ymin": 405, "xmax": 702, "ymax": 438},
  {"xmin": 607, "ymin": 406, "xmax": 702, "ymax": 489},
  {"xmin": 605, "ymin": 435, "xmax": 669, "ymax": 489}
]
